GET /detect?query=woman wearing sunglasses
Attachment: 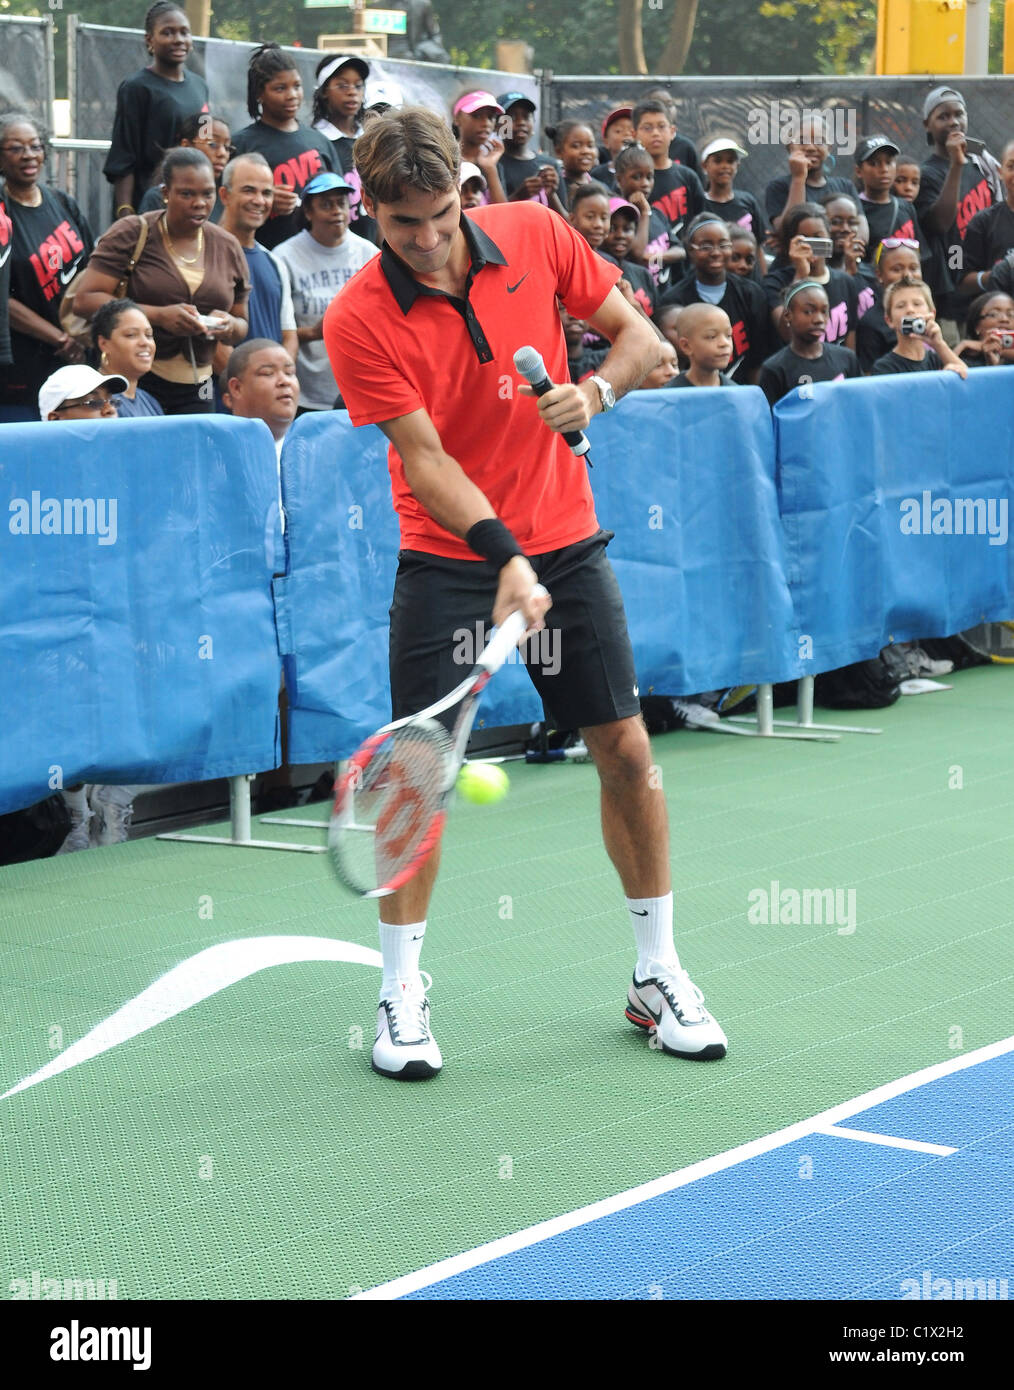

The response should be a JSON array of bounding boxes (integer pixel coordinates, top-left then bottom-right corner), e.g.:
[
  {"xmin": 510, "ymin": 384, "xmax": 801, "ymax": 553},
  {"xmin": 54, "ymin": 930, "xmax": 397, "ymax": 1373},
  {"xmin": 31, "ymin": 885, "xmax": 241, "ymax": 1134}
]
[
  {"xmin": 0, "ymin": 112, "xmax": 95, "ymax": 421},
  {"xmin": 856, "ymin": 237, "xmax": 923, "ymax": 372}
]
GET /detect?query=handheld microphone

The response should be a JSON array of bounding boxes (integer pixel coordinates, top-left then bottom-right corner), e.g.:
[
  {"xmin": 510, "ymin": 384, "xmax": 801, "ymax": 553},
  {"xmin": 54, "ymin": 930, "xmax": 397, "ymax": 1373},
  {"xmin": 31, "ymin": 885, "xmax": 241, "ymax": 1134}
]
[{"xmin": 513, "ymin": 345, "xmax": 591, "ymax": 458}]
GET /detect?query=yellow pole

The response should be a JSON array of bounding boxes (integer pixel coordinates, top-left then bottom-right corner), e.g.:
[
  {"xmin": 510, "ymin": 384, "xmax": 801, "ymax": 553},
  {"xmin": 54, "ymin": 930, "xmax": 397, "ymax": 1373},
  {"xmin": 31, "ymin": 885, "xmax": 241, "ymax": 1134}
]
[{"xmin": 1006, "ymin": 0, "xmax": 1014, "ymax": 71}]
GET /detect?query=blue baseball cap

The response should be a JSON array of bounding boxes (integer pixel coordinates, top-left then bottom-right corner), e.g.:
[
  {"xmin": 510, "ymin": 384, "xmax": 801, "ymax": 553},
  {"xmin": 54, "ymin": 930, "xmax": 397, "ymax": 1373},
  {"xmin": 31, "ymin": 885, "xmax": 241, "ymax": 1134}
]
[
  {"xmin": 497, "ymin": 91, "xmax": 535, "ymax": 112},
  {"xmin": 303, "ymin": 172, "xmax": 354, "ymax": 198}
]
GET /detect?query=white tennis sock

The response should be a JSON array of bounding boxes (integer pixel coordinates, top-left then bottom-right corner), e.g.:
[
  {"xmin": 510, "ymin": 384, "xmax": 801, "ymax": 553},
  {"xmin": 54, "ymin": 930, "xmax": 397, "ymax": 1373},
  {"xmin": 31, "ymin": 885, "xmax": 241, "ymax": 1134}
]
[
  {"xmin": 627, "ymin": 893, "xmax": 679, "ymax": 977},
  {"xmin": 379, "ymin": 920, "xmax": 426, "ymax": 999}
]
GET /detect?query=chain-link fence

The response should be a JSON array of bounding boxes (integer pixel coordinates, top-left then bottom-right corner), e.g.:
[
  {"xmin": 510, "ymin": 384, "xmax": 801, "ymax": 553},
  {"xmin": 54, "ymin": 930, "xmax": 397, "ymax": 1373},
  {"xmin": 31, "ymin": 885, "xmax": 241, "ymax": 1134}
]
[
  {"xmin": 69, "ymin": 21, "xmax": 538, "ymax": 234},
  {"xmin": 0, "ymin": 14, "xmax": 54, "ymax": 132},
  {"xmin": 547, "ymin": 75, "xmax": 1014, "ymax": 204}
]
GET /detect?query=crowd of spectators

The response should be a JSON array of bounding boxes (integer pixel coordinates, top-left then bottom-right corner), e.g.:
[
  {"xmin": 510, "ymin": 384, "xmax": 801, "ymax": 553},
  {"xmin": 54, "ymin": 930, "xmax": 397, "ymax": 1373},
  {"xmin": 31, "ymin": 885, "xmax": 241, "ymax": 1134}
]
[{"xmin": 1, "ymin": 3, "xmax": 1010, "ymax": 844}]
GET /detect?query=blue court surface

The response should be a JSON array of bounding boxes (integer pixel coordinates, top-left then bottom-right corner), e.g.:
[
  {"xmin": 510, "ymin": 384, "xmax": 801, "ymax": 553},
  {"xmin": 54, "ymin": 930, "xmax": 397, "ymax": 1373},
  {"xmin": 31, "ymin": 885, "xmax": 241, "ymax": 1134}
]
[{"xmin": 364, "ymin": 1043, "xmax": 1014, "ymax": 1300}]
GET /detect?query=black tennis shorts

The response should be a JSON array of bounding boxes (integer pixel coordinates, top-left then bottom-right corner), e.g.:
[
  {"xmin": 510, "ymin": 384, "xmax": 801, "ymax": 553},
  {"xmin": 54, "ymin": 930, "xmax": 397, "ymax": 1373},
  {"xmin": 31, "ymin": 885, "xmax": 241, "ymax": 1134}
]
[{"xmin": 389, "ymin": 529, "xmax": 642, "ymax": 729}]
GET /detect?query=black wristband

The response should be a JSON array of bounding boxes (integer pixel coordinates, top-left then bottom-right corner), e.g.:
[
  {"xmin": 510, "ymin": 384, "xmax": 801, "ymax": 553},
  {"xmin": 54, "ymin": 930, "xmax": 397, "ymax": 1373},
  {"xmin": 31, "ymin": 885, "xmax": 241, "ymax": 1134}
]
[{"xmin": 465, "ymin": 518, "xmax": 524, "ymax": 570}]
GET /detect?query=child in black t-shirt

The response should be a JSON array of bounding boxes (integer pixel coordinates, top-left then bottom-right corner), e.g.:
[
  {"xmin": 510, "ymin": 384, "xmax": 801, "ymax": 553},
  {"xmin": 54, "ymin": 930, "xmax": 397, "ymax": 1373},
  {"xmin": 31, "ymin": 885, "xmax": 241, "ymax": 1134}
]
[
  {"xmin": 660, "ymin": 213, "xmax": 770, "ymax": 384},
  {"xmin": 613, "ymin": 143, "xmax": 685, "ymax": 289},
  {"xmin": 671, "ymin": 302, "xmax": 733, "ymax": 387},
  {"xmin": 104, "ymin": 2, "xmax": 210, "ymax": 218},
  {"xmin": 604, "ymin": 198, "xmax": 657, "ymax": 318},
  {"xmin": 893, "ymin": 158, "xmax": 920, "ymax": 204},
  {"xmin": 870, "ymin": 277, "xmax": 967, "ymax": 376},
  {"xmin": 700, "ymin": 137, "xmax": 766, "ymax": 245},
  {"xmin": 759, "ymin": 281, "xmax": 861, "ymax": 406},
  {"xmin": 857, "ymin": 239, "xmax": 923, "ymax": 371},
  {"xmin": 591, "ymin": 107, "xmax": 635, "ymax": 186},
  {"xmin": 546, "ymin": 119, "xmax": 599, "ymax": 211},
  {"xmin": 955, "ymin": 290, "xmax": 1014, "ymax": 366},
  {"xmin": 728, "ymin": 226, "xmax": 766, "ymax": 283},
  {"xmin": 231, "ymin": 43, "xmax": 338, "ymax": 251},
  {"xmin": 645, "ymin": 87, "xmax": 701, "ymax": 175},
  {"xmin": 823, "ymin": 191, "xmax": 866, "ymax": 274},
  {"xmin": 853, "ymin": 135, "xmax": 922, "ymax": 265},
  {"xmin": 764, "ymin": 116, "xmax": 856, "ymax": 233},
  {"xmin": 633, "ymin": 100, "xmax": 704, "ymax": 231},
  {"xmin": 764, "ymin": 202, "xmax": 860, "ymax": 349},
  {"xmin": 496, "ymin": 92, "xmax": 566, "ymax": 213},
  {"xmin": 558, "ymin": 297, "xmax": 608, "ymax": 383}
]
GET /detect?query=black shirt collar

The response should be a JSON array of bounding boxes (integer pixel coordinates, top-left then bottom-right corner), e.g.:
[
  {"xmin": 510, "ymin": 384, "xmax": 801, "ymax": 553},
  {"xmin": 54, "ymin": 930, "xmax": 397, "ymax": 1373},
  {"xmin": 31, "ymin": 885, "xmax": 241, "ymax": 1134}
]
[{"xmin": 380, "ymin": 212, "xmax": 509, "ymax": 314}]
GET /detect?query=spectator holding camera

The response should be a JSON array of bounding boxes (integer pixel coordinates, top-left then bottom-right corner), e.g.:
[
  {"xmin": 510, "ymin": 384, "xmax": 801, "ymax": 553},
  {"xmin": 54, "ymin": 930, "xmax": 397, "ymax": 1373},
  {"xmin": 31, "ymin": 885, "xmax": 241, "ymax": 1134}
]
[
  {"xmin": 764, "ymin": 202, "xmax": 859, "ymax": 349},
  {"xmin": 870, "ymin": 276, "xmax": 967, "ymax": 376},
  {"xmin": 856, "ymin": 238, "xmax": 923, "ymax": 372},
  {"xmin": 955, "ymin": 290, "xmax": 1014, "ymax": 366},
  {"xmin": 73, "ymin": 147, "xmax": 249, "ymax": 415}
]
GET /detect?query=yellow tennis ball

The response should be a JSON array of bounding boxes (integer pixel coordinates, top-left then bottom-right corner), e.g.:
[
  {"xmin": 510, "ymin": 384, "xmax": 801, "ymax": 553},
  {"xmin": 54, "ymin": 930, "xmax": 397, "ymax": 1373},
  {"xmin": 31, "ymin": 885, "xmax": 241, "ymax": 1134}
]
[{"xmin": 457, "ymin": 762, "xmax": 509, "ymax": 805}]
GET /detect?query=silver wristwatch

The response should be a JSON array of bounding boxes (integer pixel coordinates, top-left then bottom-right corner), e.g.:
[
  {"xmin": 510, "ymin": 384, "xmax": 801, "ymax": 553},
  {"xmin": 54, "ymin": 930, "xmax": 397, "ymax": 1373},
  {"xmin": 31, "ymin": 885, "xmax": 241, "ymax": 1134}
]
[{"xmin": 589, "ymin": 374, "xmax": 616, "ymax": 413}]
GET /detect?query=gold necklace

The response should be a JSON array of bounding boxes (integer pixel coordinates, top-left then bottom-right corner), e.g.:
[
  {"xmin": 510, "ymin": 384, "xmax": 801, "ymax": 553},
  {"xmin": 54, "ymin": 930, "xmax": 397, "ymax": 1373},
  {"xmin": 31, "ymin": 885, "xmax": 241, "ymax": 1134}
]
[{"xmin": 161, "ymin": 214, "xmax": 203, "ymax": 265}]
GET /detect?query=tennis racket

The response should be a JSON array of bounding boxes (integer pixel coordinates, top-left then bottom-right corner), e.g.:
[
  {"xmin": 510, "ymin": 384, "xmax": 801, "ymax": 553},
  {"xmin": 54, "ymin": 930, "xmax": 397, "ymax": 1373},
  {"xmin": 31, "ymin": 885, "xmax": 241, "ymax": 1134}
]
[
  {"xmin": 958, "ymin": 621, "xmax": 1014, "ymax": 664},
  {"xmin": 328, "ymin": 585, "xmax": 549, "ymax": 898}
]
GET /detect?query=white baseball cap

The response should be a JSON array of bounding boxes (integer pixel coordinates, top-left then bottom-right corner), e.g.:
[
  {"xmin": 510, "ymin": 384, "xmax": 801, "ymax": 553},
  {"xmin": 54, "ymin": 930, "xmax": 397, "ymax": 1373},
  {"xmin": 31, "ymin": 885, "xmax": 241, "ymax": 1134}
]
[
  {"xmin": 700, "ymin": 137, "xmax": 748, "ymax": 162},
  {"xmin": 39, "ymin": 365, "xmax": 128, "ymax": 419},
  {"xmin": 365, "ymin": 76, "xmax": 403, "ymax": 109},
  {"xmin": 459, "ymin": 161, "xmax": 487, "ymax": 189}
]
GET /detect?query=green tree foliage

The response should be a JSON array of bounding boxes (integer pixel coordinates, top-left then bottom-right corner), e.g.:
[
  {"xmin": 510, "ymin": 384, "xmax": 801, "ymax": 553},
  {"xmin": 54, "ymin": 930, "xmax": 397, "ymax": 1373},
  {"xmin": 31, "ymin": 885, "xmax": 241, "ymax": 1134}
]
[{"xmin": 756, "ymin": 0, "xmax": 878, "ymax": 74}]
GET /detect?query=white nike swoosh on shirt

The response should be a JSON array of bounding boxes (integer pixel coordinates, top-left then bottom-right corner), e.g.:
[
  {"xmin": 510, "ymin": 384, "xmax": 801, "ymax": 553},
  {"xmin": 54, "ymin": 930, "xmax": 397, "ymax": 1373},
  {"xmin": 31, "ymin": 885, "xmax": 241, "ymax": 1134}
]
[
  {"xmin": 59, "ymin": 262, "xmax": 80, "ymax": 284},
  {"xmin": 0, "ymin": 245, "xmax": 11, "ymax": 269},
  {"xmin": 1, "ymin": 935, "xmax": 381, "ymax": 1100}
]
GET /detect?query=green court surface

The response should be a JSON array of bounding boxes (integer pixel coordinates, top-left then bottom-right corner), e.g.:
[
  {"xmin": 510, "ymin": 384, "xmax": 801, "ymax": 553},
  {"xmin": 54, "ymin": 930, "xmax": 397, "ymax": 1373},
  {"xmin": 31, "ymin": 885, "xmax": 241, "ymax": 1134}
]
[{"xmin": 2, "ymin": 667, "xmax": 1012, "ymax": 1300}]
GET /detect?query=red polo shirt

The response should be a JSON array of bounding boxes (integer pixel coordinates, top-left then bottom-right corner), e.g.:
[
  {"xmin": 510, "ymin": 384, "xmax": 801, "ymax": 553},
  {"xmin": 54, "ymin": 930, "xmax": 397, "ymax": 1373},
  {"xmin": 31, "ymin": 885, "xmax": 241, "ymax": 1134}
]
[{"xmin": 323, "ymin": 200, "xmax": 620, "ymax": 559}]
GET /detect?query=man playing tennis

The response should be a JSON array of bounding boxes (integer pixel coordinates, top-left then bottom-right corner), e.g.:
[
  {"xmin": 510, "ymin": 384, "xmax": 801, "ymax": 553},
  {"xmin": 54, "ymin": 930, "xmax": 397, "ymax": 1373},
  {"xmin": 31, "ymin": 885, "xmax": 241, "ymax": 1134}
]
[{"xmin": 323, "ymin": 107, "xmax": 727, "ymax": 1079}]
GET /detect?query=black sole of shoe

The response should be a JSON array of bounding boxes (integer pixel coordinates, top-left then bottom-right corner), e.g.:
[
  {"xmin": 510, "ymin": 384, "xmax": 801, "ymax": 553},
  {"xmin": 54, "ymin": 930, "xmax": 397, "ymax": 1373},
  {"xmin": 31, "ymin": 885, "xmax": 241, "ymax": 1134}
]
[
  {"xmin": 371, "ymin": 1059, "xmax": 442, "ymax": 1080},
  {"xmin": 660, "ymin": 1041, "xmax": 727, "ymax": 1061}
]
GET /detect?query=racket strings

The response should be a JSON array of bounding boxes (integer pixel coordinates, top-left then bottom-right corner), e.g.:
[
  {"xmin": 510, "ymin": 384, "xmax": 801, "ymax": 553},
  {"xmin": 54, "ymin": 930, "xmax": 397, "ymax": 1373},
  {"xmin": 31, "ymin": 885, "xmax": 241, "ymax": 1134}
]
[{"xmin": 333, "ymin": 719, "xmax": 453, "ymax": 895}]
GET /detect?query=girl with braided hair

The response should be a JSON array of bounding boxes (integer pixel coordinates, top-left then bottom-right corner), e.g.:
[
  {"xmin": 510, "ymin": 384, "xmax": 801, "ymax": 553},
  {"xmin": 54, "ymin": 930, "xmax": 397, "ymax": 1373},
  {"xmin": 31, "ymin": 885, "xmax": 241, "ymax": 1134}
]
[{"xmin": 230, "ymin": 43, "xmax": 338, "ymax": 251}]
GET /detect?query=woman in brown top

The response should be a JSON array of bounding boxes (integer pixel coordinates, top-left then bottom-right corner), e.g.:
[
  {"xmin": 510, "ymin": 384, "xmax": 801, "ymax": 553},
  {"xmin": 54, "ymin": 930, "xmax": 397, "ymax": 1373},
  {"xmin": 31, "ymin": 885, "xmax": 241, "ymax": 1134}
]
[{"xmin": 74, "ymin": 146, "xmax": 250, "ymax": 414}]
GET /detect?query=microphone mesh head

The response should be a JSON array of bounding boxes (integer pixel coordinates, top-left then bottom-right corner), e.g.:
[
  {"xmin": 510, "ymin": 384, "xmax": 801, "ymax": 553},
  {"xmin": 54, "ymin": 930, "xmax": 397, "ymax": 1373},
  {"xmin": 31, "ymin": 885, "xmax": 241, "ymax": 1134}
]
[{"xmin": 513, "ymin": 345, "xmax": 545, "ymax": 383}]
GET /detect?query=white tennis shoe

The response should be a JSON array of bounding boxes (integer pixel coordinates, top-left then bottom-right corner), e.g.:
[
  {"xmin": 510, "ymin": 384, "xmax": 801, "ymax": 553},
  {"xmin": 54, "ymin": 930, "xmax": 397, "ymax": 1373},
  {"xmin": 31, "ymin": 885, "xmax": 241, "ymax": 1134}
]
[
  {"xmin": 373, "ymin": 972, "xmax": 442, "ymax": 1080},
  {"xmin": 626, "ymin": 963, "xmax": 728, "ymax": 1060}
]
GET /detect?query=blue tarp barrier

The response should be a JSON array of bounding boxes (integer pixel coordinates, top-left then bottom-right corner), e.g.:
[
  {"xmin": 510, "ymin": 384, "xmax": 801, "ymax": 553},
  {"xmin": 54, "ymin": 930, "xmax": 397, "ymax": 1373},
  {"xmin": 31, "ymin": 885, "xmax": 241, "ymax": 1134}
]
[
  {"xmin": 586, "ymin": 388, "xmax": 802, "ymax": 692},
  {"xmin": 775, "ymin": 371, "xmax": 1014, "ymax": 673},
  {"xmin": 0, "ymin": 416, "xmax": 282, "ymax": 814},
  {"xmin": 278, "ymin": 390, "xmax": 800, "ymax": 765}
]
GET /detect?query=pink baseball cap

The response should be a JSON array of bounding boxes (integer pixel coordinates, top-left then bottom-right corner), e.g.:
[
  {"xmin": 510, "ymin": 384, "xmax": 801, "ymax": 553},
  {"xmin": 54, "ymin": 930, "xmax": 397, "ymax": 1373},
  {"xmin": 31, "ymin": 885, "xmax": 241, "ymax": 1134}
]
[
  {"xmin": 453, "ymin": 91, "xmax": 504, "ymax": 118},
  {"xmin": 609, "ymin": 196, "xmax": 638, "ymax": 220}
]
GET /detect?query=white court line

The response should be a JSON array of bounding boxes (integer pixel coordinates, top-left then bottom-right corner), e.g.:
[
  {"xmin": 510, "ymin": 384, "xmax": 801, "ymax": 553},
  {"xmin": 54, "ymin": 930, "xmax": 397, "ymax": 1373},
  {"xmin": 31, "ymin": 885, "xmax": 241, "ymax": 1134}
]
[
  {"xmin": 354, "ymin": 1034, "xmax": 1014, "ymax": 1300},
  {"xmin": 817, "ymin": 1124, "xmax": 957, "ymax": 1156},
  {"xmin": 818, "ymin": 1124, "xmax": 958, "ymax": 1156}
]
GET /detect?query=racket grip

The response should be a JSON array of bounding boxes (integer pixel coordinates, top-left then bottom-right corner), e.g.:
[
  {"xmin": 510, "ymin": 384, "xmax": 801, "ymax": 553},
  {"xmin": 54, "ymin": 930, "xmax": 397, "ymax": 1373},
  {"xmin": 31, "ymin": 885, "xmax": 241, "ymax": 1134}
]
[{"xmin": 478, "ymin": 584, "xmax": 549, "ymax": 675}]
